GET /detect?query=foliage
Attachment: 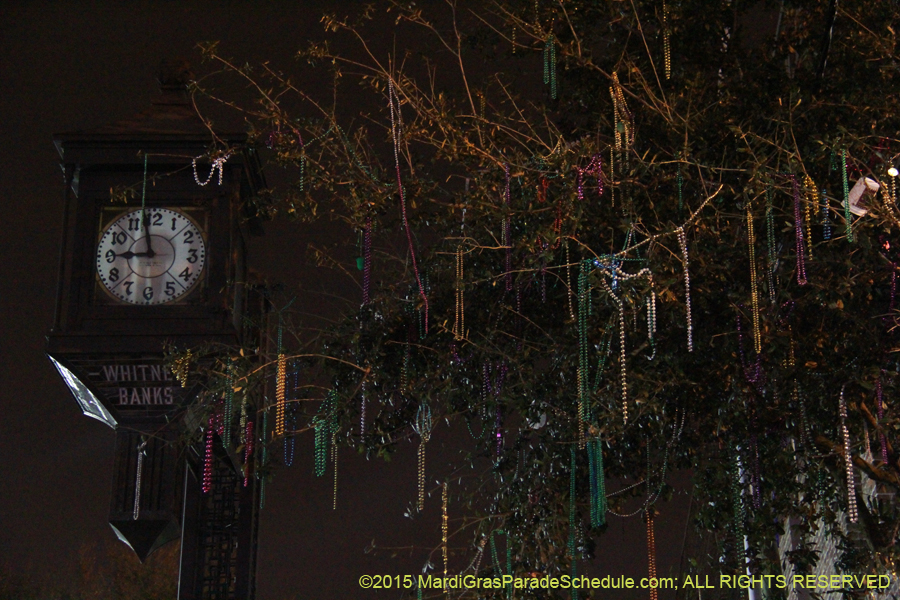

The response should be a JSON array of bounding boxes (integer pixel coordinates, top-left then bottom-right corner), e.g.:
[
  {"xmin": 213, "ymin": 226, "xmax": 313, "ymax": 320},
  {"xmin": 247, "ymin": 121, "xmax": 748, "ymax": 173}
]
[
  {"xmin": 75, "ymin": 539, "xmax": 178, "ymax": 600},
  {"xmin": 0, "ymin": 540, "xmax": 178, "ymax": 600},
  {"xmin": 180, "ymin": 0, "xmax": 900, "ymax": 596}
]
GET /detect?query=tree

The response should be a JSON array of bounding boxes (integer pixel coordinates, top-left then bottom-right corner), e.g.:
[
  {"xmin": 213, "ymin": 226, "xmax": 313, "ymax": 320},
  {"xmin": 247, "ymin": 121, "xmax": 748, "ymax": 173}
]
[
  {"xmin": 75, "ymin": 539, "xmax": 178, "ymax": 600},
  {"xmin": 176, "ymin": 0, "xmax": 900, "ymax": 597},
  {"xmin": 0, "ymin": 540, "xmax": 178, "ymax": 600}
]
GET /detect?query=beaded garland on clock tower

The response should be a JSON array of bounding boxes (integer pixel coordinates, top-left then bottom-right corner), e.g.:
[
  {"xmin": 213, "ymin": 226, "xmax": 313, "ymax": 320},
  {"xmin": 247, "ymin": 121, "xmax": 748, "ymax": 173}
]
[{"xmin": 47, "ymin": 61, "xmax": 266, "ymax": 600}]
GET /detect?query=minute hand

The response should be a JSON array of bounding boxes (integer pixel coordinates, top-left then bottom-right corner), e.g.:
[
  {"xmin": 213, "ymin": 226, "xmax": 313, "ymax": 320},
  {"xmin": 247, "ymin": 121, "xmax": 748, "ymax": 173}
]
[{"xmin": 142, "ymin": 213, "xmax": 156, "ymax": 258}]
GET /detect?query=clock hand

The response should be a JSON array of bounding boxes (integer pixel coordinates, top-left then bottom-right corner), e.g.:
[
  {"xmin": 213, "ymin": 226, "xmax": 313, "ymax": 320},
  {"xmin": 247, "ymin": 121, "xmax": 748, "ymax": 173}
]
[
  {"xmin": 117, "ymin": 250, "xmax": 153, "ymax": 260},
  {"xmin": 142, "ymin": 212, "xmax": 156, "ymax": 258}
]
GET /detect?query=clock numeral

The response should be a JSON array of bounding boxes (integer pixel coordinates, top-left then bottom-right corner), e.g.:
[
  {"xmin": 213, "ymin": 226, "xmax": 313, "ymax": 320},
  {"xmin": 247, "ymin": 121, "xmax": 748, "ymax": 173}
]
[
  {"xmin": 186, "ymin": 248, "xmax": 199, "ymax": 264},
  {"xmin": 111, "ymin": 231, "xmax": 127, "ymax": 246},
  {"xmin": 152, "ymin": 213, "xmax": 162, "ymax": 226},
  {"xmin": 165, "ymin": 281, "xmax": 176, "ymax": 296},
  {"xmin": 183, "ymin": 230, "xmax": 194, "ymax": 244},
  {"xmin": 123, "ymin": 281, "xmax": 134, "ymax": 295},
  {"xmin": 171, "ymin": 217, "xmax": 177, "ymax": 231},
  {"xmin": 109, "ymin": 267, "xmax": 120, "ymax": 282},
  {"xmin": 179, "ymin": 267, "xmax": 192, "ymax": 281},
  {"xmin": 143, "ymin": 287, "xmax": 154, "ymax": 301},
  {"xmin": 128, "ymin": 218, "xmax": 140, "ymax": 232},
  {"xmin": 105, "ymin": 250, "xmax": 115, "ymax": 264}
]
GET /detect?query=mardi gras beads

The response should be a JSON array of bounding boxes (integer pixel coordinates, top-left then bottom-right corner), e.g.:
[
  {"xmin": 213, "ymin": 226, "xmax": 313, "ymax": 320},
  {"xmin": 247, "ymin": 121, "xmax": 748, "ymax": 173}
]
[
  {"xmin": 765, "ymin": 185, "xmax": 777, "ymax": 302},
  {"xmin": 442, "ymin": 482, "xmax": 449, "ymax": 592},
  {"xmin": 790, "ymin": 175, "xmax": 808, "ymax": 285},
  {"xmin": 840, "ymin": 387, "xmax": 858, "ymax": 523},
  {"xmin": 543, "ymin": 34, "xmax": 557, "ymax": 99},
  {"xmin": 746, "ymin": 204, "xmax": 761, "ymax": 354},
  {"xmin": 646, "ymin": 510, "xmax": 658, "ymax": 600},
  {"xmin": 133, "ymin": 438, "xmax": 147, "ymax": 519},
  {"xmin": 412, "ymin": 401, "xmax": 433, "ymax": 511},
  {"xmin": 662, "ymin": 0, "xmax": 671, "ymax": 80},
  {"xmin": 588, "ymin": 439, "xmax": 607, "ymax": 527},
  {"xmin": 676, "ymin": 226, "xmax": 693, "ymax": 351},
  {"xmin": 842, "ymin": 150, "xmax": 854, "ymax": 243}
]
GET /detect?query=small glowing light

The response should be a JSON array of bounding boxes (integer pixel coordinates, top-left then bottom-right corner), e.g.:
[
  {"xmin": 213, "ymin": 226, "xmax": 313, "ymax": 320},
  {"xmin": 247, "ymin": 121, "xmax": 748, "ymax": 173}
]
[{"xmin": 888, "ymin": 167, "xmax": 898, "ymax": 177}]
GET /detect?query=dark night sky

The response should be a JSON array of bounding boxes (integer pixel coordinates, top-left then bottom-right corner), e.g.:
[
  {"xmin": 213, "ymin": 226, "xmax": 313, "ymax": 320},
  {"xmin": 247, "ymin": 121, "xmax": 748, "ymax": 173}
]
[{"xmin": 0, "ymin": 2, "xmax": 691, "ymax": 598}]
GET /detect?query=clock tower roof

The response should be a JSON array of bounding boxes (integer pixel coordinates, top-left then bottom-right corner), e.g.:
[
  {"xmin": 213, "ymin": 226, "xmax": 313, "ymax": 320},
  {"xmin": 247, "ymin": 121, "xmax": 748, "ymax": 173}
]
[{"xmin": 53, "ymin": 59, "xmax": 247, "ymax": 158}]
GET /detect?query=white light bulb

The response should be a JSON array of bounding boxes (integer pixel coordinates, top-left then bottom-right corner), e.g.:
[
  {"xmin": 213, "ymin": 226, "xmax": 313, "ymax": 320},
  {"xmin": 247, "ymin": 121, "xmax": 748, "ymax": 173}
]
[{"xmin": 888, "ymin": 167, "xmax": 898, "ymax": 177}]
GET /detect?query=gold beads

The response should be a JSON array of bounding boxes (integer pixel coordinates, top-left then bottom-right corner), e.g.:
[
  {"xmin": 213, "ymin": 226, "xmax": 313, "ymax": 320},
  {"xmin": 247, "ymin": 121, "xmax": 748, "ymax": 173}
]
[
  {"xmin": 453, "ymin": 246, "xmax": 465, "ymax": 341},
  {"xmin": 803, "ymin": 175, "xmax": 817, "ymax": 259},
  {"xmin": 413, "ymin": 402, "xmax": 433, "ymax": 512},
  {"xmin": 417, "ymin": 443, "xmax": 427, "ymax": 511},
  {"xmin": 172, "ymin": 350, "xmax": 192, "ymax": 388},
  {"xmin": 662, "ymin": 1, "xmax": 671, "ymax": 80},
  {"xmin": 275, "ymin": 353, "xmax": 286, "ymax": 437},
  {"xmin": 610, "ymin": 73, "xmax": 633, "ymax": 152},
  {"xmin": 887, "ymin": 167, "xmax": 898, "ymax": 207}
]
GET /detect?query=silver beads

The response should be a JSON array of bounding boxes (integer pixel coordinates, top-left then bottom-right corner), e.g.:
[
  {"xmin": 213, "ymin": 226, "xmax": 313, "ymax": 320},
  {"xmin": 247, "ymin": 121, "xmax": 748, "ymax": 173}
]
[
  {"xmin": 676, "ymin": 226, "xmax": 693, "ymax": 352},
  {"xmin": 839, "ymin": 387, "xmax": 858, "ymax": 523},
  {"xmin": 192, "ymin": 154, "xmax": 229, "ymax": 186}
]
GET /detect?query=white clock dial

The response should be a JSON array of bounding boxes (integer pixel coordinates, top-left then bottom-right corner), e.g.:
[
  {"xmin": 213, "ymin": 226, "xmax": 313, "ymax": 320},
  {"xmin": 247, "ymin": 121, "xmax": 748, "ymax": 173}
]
[{"xmin": 96, "ymin": 208, "xmax": 206, "ymax": 305}]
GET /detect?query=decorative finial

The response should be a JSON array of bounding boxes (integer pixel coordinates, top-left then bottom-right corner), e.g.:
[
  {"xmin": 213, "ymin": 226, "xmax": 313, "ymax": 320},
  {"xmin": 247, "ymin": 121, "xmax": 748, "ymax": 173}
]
[{"xmin": 157, "ymin": 58, "xmax": 193, "ymax": 91}]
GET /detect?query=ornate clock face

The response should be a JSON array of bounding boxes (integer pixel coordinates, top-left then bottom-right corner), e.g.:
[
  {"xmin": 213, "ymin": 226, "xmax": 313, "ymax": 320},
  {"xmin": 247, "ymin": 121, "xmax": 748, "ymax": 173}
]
[{"xmin": 96, "ymin": 208, "xmax": 206, "ymax": 305}]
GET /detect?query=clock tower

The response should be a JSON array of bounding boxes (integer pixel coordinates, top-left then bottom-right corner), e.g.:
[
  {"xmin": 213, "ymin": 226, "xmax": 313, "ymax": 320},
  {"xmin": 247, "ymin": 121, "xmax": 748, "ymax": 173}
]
[{"xmin": 47, "ymin": 60, "xmax": 265, "ymax": 599}]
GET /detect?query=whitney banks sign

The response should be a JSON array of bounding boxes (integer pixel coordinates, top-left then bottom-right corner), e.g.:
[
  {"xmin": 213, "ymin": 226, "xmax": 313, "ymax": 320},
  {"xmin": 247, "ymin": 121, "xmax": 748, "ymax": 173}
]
[
  {"xmin": 77, "ymin": 357, "xmax": 191, "ymax": 417},
  {"xmin": 100, "ymin": 363, "xmax": 177, "ymax": 405}
]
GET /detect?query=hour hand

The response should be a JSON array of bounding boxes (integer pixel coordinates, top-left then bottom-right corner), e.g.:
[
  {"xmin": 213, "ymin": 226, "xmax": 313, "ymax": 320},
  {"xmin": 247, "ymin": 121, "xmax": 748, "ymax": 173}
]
[{"xmin": 117, "ymin": 250, "xmax": 152, "ymax": 260}]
